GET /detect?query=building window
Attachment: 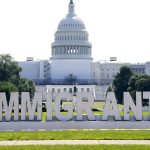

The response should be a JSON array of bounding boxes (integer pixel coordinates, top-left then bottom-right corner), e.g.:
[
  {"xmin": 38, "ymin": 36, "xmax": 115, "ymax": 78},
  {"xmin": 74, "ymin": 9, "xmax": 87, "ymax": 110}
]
[
  {"xmin": 93, "ymin": 73, "xmax": 95, "ymax": 77},
  {"xmin": 81, "ymin": 88, "xmax": 84, "ymax": 92},
  {"xmin": 52, "ymin": 88, "xmax": 55, "ymax": 93},
  {"xmin": 69, "ymin": 88, "xmax": 72, "ymax": 93},
  {"xmin": 87, "ymin": 88, "xmax": 90, "ymax": 92},
  {"xmin": 107, "ymin": 74, "xmax": 109, "ymax": 78},
  {"xmin": 76, "ymin": 88, "xmax": 78, "ymax": 92},
  {"xmin": 58, "ymin": 89, "xmax": 61, "ymax": 93},
  {"xmin": 63, "ymin": 88, "xmax": 67, "ymax": 92}
]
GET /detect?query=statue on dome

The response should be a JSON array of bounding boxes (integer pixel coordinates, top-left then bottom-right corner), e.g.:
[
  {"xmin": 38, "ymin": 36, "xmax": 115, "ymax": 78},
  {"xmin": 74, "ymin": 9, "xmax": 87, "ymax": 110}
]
[{"xmin": 70, "ymin": 0, "xmax": 74, "ymax": 5}]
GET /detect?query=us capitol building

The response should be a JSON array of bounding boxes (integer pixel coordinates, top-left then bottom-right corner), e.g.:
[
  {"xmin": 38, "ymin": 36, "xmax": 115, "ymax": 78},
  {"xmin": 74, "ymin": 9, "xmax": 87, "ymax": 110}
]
[{"xmin": 18, "ymin": 0, "xmax": 150, "ymax": 100}]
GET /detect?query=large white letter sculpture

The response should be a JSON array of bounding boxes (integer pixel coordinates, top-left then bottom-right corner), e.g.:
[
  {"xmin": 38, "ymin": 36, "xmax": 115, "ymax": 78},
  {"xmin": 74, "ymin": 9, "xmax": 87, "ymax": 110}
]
[
  {"xmin": 21, "ymin": 92, "xmax": 42, "ymax": 121},
  {"xmin": 76, "ymin": 92, "xmax": 95, "ymax": 121},
  {"xmin": 55, "ymin": 92, "xmax": 73, "ymax": 121},
  {"xmin": 124, "ymin": 92, "xmax": 142, "ymax": 120},
  {"xmin": 46, "ymin": 93, "xmax": 53, "ymax": 121},
  {"xmin": 0, "ymin": 92, "xmax": 19, "ymax": 121},
  {"xmin": 102, "ymin": 92, "xmax": 121, "ymax": 121}
]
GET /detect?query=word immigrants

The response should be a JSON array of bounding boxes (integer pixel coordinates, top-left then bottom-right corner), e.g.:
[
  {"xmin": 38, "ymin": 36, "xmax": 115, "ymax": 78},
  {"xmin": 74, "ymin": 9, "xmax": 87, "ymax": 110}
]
[{"xmin": 0, "ymin": 92, "xmax": 149, "ymax": 122}]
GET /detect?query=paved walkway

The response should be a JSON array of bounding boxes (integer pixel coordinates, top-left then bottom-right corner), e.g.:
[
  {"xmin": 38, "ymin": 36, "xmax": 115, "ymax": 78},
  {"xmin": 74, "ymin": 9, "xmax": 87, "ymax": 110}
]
[{"xmin": 0, "ymin": 140, "xmax": 150, "ymax": 145}]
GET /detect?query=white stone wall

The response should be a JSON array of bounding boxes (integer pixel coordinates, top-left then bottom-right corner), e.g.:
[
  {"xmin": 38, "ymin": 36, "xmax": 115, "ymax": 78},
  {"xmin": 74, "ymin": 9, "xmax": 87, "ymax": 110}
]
[
  {"xmin": 19, "ymin": 59, "xmax": 150, "ymax": 84},
  {"xmin": 91, "ymin": 62, "xmax": 101, "ymax": 83},
  {"xmin": 18, "ymin": 61, "xmax": 40, "ymax": 80},
  {"xmin": 46, "ymin": 84, "xmax": 95, "ymax": 100},
  {"xmin": 46, "ymin": 85, "xmax": 95, "ymax": 93},
  {"xmin": 145, "ymin": 62, "xmax": 150, "ymax": 75},
  {"xmin": 18, "ymin": 60, "xmax": 50, "ymax": 80},
  {"xmin": 39, "ymin": 60, "xmax": 50, "ymax": 80},
  {"xmin": 51, "ymin": 59, "xmax": 92, "ymax": 80},
  {"xmin": 91, "ymin": 61, "xmax": 123, "ymax": 84}
]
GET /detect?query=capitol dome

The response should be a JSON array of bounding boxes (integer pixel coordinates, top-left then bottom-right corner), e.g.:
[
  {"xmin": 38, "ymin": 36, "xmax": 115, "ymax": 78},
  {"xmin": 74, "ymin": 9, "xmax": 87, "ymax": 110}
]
[
  {"xmin": 51, "ymin": 0, "xmax": 92, "ymax": 59},
  {"xmin": 51, "ymin": 0, "xmax": 92, "ymax": 82},
  {"xmin": 58, "ymin": 16, "xmax": 86, "ymax": 31},
  {"xmin": 57, "ymin": 0, "xmax": 86, "ymax": 31}
]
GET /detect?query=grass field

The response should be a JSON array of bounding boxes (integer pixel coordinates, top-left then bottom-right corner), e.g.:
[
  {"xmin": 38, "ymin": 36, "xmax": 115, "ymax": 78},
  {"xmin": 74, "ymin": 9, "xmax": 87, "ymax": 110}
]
[
  {"xmin": 2, "ymin": 102, "xmax": 150, "ymax": 121},
  {"xmin": 0, "ymin": 145, "xmax": 150, "ymax": 150},
  {"xmin": 1, "ymin": 102, "xmax": 150, "ymax": 150},
  {"xmin": 15, "ymin": 101, "xmax": 149, "ymax": 121},
  {"xmin": 0, "ymin": 130, "xmax": 150, "ymax": 140}
]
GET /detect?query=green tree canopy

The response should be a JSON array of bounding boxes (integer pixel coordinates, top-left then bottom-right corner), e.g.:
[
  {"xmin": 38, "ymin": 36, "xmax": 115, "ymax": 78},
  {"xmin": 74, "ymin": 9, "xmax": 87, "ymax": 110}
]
[
  {"xmin": 112, "ymin": 65, "xmax": 150, "ymax": 106},
  {"xmin": 0, "ymin": 54, "xmax": 35, "ymax": 102},
  {"xmin": 0, "ymin": 81, "xmax": 18, "ymax": 100},
  {"xmin": 0, "ymin": 54, "xmax": 22, "ymax": 81},
  {"xmin": 18, "ymin": 78, "xmax": 35, "ymax": 98},
  {"xmin": 128, "ymin": 75, "xmax": 150, "ymax": 106},
  {"xmin": 112, "ymin": 66, "xmax": 133, "ymax": 104}
]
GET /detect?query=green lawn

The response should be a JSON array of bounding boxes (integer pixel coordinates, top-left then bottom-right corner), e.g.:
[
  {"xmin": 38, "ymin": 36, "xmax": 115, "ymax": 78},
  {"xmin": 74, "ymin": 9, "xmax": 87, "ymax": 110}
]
[
  {"xmin": 42, "ymin": 103, "xmax": 149, "ymax": 121},
  {"xmin": 3, "ymin": 102, "xmax": 150, "ymax": 121},
  {"xmin": 0, "ymin": 145, "xmax": 150, "ymax": 150},
  {"xmin": 1, "ymin": 130, "xmax": 150, "ymax": 140},
  {"xmin": 41, "ymin": 101, "xmax": 149, "ymax": 121}
]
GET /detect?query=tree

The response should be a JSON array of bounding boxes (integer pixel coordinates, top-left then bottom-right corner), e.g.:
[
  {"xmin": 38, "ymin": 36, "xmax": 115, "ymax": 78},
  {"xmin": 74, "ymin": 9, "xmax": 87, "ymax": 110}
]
[
  {"xmin": 127, "ymin": 74, "xmax": 140, "ymax": 101},
  {"xmin": 0, "ymin": 54, "xmax": 35, "ymax": 102},
  {"xmin": 107, "ymin": 86, "xmax": 113, "ymax": 92},
  {"xmin": 0, "ymin": 81, "xmax": 18, "ymax": 102},
  {"xmin": 112, "ymin": 66, "xmax": 133, "ymax": 104},
  {"xmin": 128, "ymin": 75, "xmax": 150, "ymax": 106},
  {"xmin": 136, "ymin": 78, "xmax": 150, "ymax": 106},
  {"xmin": 18, "ymin": 78, "xmax": 35, "ymax": 99},
  {"xmin": 0, "ymin": 54, "xmax": 21, "ymax": 81}
]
